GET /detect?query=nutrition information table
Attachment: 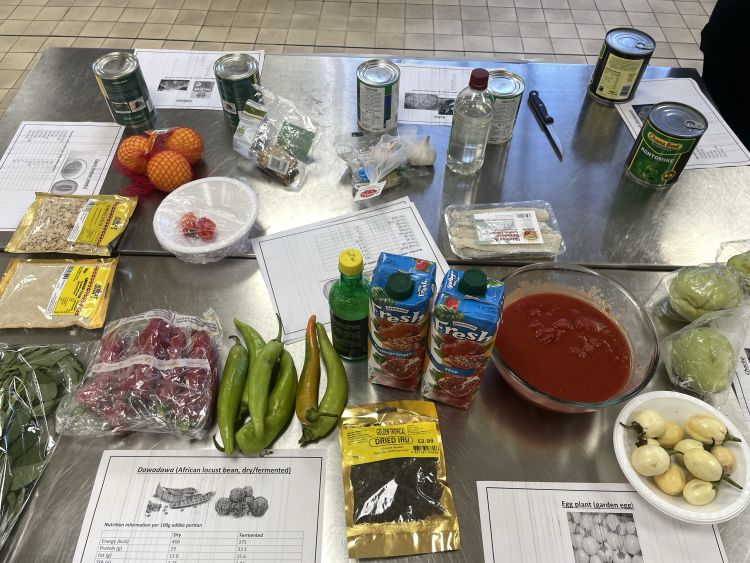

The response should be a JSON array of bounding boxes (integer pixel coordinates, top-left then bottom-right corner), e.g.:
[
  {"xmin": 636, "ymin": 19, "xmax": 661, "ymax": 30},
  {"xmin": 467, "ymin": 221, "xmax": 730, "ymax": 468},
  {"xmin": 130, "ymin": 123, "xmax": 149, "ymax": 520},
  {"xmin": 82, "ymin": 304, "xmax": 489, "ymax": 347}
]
[{"xmin": 96, "ymin": 530, "xmax": 304, "ymax": 562}]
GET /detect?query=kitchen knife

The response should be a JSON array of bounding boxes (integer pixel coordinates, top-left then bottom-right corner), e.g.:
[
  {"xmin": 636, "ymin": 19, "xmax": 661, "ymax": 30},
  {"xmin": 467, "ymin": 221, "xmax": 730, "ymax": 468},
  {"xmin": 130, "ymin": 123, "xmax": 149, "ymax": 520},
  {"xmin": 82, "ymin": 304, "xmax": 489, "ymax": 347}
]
[{"xmin": 528, "ymin": 90, "xmax": 564, "ymax": 160}]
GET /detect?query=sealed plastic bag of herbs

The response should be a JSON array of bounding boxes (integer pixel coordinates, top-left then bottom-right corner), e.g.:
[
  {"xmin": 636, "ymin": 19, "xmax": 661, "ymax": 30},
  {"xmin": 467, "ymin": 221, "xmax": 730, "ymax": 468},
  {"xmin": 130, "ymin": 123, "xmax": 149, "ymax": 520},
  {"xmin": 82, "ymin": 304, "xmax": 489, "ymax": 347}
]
[
  {"xmin": 0, "ymin": 345, "xmax": 85, "ymax": 548},
  {"xmin": 339, "ymin": 400, "xmax": 460, "ymax": 559}
]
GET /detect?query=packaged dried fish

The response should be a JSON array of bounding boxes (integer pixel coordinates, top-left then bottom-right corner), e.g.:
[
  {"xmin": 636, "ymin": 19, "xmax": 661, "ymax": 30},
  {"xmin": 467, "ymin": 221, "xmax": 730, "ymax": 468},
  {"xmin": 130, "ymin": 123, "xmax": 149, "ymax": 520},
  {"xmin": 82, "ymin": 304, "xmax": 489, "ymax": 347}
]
[
  {"xmin": 444, "ymin": 200, "xmax": 565, "ymax": 260},
  {"xmin": 339, "ymin": 400, "xmax": 460, "ymax": 559}
]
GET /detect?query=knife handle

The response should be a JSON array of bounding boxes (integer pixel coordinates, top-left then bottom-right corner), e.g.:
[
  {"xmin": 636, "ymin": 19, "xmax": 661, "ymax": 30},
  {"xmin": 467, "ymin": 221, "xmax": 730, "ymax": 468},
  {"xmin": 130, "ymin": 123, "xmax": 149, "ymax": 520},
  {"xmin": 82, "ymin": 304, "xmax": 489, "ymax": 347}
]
[{"xmin": 529, "ymin": 90, "xmax": 554, "ymax": 124}]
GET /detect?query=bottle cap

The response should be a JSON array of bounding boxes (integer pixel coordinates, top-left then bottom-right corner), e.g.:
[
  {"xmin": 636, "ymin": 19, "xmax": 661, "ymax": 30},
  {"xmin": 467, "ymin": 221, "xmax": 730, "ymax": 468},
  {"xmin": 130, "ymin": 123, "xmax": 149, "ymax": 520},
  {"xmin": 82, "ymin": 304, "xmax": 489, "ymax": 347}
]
[
  {"xmin": 385, "ymin": 272, "xmax": 414, "ymax": 300},
  {"xmin": 458, "ymin": 269, "xmax": 488, "ymax": 296},
  {"xmin": 469, "ymin": 68, "xmax": 490, "ymax": 90},
  {"xmin": 338, "ymin": 248, "xmax": 363, "ymax": 275}
]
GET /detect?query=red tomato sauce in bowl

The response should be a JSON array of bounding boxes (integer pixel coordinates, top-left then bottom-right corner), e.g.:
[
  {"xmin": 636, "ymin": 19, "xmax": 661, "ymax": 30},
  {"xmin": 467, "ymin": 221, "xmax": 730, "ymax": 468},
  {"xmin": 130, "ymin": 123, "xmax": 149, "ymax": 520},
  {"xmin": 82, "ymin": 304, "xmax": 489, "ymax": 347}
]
[{"xmin": 495, "ymin": 292, "xmax": 631, "ymax": 403}]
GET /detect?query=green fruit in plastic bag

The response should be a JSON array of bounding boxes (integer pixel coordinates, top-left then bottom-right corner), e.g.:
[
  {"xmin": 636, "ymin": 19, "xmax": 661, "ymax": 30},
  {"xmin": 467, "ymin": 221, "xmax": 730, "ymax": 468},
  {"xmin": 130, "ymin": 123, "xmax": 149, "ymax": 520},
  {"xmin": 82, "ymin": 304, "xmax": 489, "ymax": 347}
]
[
  {"xmin": 671, "ymin": 327, "xmax": 734, "ymax": 394},
  {"xmin": 668, "ymin": 267, "xmax": 741, "ymax": 322},
  {"xmin": 728, "ymin": 251, "xmax": 750, "ymax": 276}
]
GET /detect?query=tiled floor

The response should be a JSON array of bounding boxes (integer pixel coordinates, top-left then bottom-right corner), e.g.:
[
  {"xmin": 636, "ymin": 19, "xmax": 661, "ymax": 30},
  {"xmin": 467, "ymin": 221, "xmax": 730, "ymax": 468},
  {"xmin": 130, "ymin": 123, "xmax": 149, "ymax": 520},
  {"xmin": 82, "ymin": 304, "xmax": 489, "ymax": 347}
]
[{"xmin": 0, "ymin": 0, "xmax": 710, "ymax": 118}]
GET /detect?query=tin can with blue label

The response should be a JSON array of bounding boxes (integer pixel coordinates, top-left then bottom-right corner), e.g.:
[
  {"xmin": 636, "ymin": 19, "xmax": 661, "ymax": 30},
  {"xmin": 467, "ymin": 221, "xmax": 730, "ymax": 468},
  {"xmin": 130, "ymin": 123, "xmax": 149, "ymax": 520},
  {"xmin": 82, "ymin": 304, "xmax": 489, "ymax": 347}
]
[
  {"xmin": 357, "ymin": 59, "xmax": 399, "ymax": 133},
  {"xmin": 93, "ymin": 52, "xmax": 155, "ymax": 128}
]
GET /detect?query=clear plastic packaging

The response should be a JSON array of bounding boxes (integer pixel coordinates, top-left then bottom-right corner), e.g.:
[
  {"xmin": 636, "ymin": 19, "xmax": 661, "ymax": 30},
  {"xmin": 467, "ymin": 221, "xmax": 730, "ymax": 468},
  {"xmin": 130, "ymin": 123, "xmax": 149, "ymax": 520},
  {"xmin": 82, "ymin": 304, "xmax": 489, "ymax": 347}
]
[
  {"xmin": 646, "ymin": 264, "xmax": 743, "ymax": 324},
  {"xmin": 0, "ymin": 258, "xmax": 118, "ymax": 329},
  {"xmin": 662, "ymin": 304, "xmax": 750, "ymax": 399},
  {"xmin": 335, "ymin": 131, "xmax": 435, "ymax": 197},
  {"xmin": 716, "ymin": 240, "xmax": 750, "ymax": 290},
  {"xmin": 0, "ymin": 344, "xmax": 88, "ymax": 549},
  {"xmin": 152, "ymin": 177, "xmax": 258, "ymax": 264},
  {"xmin": 235, "ymin": 88, "xmax": 321, "ymax": 189},
  {"xmin": 444, "ymin": 201, "xmax": 566, "ymax": 260},
  {"xmin": 6, "ymin": 193, "xmax": 137, "ymax": 256},
  {"xmin": 55, "ymin": 309, "xmax": 221, "ymax": 438}
]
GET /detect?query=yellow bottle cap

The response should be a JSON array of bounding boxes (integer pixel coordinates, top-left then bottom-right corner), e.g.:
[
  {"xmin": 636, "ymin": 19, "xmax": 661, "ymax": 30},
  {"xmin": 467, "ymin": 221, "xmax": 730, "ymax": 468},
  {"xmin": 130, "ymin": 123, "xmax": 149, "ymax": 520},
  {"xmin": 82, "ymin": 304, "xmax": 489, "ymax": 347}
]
[{"xmin": 338, "ymin": 248, "xmax": 363, "ymax": 275}]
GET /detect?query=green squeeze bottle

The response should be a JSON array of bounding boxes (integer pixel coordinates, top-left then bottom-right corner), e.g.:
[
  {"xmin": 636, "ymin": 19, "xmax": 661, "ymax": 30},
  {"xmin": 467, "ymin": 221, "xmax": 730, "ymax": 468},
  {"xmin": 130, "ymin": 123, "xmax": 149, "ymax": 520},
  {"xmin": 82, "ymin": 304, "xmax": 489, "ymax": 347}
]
[{"xmin": 329, "ymin": 248, "xmax": 370, "ymax": 360}]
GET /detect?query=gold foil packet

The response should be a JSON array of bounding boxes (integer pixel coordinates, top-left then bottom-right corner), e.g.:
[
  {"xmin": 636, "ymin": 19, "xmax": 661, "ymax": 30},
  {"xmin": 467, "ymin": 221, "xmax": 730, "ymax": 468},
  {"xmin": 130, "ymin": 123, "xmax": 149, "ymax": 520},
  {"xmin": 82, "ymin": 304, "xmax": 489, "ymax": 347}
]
[
  {"xmin": 339, "ymin": 400, "xmax": 460, "ymax": 559},
  {"xmin": 0, "ymin": 258, "xmax": 118, "ymax": 329},
  {"xmin": 6, "ymin": 193, "xmax": 137, "ymax": 256}
]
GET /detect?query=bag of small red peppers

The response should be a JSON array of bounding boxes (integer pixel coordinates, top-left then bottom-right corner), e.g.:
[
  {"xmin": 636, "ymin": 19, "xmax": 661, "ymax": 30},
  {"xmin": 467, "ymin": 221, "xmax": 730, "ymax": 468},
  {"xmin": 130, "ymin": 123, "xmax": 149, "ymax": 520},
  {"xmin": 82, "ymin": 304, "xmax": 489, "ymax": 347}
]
[{"xmin": 55, "ymin": 309, "xmax": 221, "ymax": 439}]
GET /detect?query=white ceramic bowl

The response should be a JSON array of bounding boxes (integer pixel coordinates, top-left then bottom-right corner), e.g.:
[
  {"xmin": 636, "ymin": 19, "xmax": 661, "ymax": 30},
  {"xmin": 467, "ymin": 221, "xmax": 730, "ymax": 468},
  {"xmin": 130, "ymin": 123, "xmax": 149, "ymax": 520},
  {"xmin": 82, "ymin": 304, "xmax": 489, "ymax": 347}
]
[
  {"xmin": 613, "ymin": 391, "xmax": 750, "ymax": 524},
  {"xmin": 153, "ymin": 177, "xmax": 258, "ymax": 264}
]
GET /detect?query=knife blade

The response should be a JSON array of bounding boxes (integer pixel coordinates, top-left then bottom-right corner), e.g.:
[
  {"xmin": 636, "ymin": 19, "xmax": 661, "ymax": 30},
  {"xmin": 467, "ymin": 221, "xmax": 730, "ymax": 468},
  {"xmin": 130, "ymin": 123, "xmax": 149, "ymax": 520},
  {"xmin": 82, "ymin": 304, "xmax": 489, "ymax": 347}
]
[{"xmin": 528, "ymin": 90, "xmax": 564, "ymax": 160}]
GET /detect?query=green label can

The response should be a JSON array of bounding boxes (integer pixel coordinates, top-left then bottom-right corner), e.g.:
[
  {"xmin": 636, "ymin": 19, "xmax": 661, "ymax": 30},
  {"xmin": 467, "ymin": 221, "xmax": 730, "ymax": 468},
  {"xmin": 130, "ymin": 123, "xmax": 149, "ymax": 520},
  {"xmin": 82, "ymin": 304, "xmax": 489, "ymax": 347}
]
[
  {"xmin": 487, "ymin": 70, "xmax": 525, "ymax": 144},
  {"xmin": 93, "ymin": 52, "xmax": 155, "ymax": 128},
  {"xmin": 214, "ymin": 53, "xmax": 260, "ymax": 127},
  {"xmin": 626, "ymin": 102, "xmax": 707, "ymax": 187}
]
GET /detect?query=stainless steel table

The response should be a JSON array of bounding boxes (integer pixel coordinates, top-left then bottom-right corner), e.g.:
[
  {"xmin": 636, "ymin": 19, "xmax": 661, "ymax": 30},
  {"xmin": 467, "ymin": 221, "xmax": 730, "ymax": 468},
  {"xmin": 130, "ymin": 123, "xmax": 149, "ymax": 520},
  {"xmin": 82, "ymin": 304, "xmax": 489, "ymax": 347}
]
[
  {"xmin": 1, "ymin": 48, "xmax": 748, "ymax": 268},
  {"xmin": 1, "ymin": 254, "xmax": 748, "ymax": 562}
]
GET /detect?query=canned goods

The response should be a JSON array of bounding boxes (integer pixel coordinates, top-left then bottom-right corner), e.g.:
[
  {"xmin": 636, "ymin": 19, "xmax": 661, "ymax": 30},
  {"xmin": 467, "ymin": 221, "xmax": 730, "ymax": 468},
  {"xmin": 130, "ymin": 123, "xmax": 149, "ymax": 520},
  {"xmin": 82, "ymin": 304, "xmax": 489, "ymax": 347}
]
[
  {"xmin": 357, "ymin": 59, "xmax": 399, "ymax": 133},
  {"xmin": 588, "ymin": 27, "xmax": 656, "ymax": 105},
  {"xmin": 625, "ymin": 102, "xmax": 707, "ymax": 187},
  {"xmin": 92, "ymin": 52, "xmax": 154, "ymax": 128},
  {"xmin": 486, "ymin": 70, "xmax": 524, "ymax": 144},
  {"xmin": 214, "ymin": 53, "xmax": 260, "ymax": 126}
]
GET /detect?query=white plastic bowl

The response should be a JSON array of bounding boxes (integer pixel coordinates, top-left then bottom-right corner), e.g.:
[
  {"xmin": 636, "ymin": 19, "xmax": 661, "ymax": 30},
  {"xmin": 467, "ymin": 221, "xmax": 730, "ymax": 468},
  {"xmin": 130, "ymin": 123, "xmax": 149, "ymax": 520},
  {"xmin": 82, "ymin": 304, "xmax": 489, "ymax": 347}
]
[
  {"xmin": 613, "ymin": 391, "xmax": 750, "ymax": 524},
  {"xmin": 153, "ymin": 177, "xmax": 258, "ymax": 264}
]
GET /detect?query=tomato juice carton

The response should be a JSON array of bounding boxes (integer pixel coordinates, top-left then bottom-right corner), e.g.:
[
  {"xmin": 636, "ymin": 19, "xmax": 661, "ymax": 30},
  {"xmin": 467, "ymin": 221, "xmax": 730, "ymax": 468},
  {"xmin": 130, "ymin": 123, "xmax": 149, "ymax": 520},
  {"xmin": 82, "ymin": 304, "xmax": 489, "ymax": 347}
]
[
  {"xmin": 421, "ymin": 269, "xmax": 505, "ymax": 409},
  {"xmin": 368, "ymin": 253, "xmax": 437, "ymax": 391}
]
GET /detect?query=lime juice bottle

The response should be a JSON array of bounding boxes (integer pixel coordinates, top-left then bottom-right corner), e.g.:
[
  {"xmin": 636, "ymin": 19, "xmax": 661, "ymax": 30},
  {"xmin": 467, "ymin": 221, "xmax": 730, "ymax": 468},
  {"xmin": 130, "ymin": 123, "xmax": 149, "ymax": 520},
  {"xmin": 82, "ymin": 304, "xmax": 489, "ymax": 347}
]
[{"xmin": 329, "ymin": 249, "xmax": 370, "ymax": 360}]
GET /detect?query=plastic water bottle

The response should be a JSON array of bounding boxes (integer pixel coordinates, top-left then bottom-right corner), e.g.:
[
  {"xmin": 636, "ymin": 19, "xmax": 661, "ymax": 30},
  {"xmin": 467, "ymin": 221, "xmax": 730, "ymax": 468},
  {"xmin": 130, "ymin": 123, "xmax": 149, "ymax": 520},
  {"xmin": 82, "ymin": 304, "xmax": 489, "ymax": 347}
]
[{"xmin": 446, "ymin": 68, "xmax": 494, "ymax": 175}]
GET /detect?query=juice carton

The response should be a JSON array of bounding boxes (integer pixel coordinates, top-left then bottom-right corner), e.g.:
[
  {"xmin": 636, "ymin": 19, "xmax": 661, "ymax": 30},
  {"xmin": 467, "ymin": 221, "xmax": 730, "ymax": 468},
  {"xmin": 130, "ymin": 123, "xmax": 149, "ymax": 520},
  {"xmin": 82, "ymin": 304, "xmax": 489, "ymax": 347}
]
[
  {"xmin": 368, "ymin": 253, "xmax": 437, "ymax": 390},
  {"xmin": 421, "ymin": 269, "xmax": 505, "ymax": 409}
]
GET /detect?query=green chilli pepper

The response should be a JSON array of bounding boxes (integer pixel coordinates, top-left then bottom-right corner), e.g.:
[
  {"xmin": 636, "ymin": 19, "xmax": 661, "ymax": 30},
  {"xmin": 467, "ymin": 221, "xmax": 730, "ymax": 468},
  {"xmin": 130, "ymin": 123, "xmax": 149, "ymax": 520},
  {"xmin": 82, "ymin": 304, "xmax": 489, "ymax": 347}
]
[
  {"xmin": 299, "ymin": 323, "xmax": 348, "ymax": 445},
  {"xmin": 247, "ymin": 316, "xmax": 283, "ymax": 439},
  {"xmin": 215, "ymin": 336, "xmax": 249, "ymax": 455},
  {"xmin": 236, "ymin": 349, "xmax": 298, "ymax": 454},
  {"xmin": 234, "ymin": 319, "xmax": 266, "ymax": 414}
]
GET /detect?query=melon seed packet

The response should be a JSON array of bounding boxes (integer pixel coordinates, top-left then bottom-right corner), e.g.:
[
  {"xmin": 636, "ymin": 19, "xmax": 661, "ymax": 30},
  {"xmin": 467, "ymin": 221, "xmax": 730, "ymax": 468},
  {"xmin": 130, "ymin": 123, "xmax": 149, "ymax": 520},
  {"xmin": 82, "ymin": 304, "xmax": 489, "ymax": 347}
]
[
  {"xmin": 6, "ymin": 193, "xmax": 137, "ymax": 256},
  {"xmin": 339, "ymin": 400, "xmax": 460, "ymax": 559}
]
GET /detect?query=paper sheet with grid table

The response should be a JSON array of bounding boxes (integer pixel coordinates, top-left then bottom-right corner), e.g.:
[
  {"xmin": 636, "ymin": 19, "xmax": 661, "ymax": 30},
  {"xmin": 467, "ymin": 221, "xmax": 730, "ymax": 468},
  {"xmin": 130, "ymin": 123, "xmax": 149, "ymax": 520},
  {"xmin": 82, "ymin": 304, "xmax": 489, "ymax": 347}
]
[
  {"xmin": 73, "ymin": 449, "xmax": 325, "ymax": 563},
  {"xmin": 252, "ymin": 197, "xmax": 449, "ymax": 343},
  {"xmin": 0, "ymin": 121, "xmax": 123, "ymax": 231},
  {"xmin": 478, "ymin": 481, "xmax": 728, "ymax": 563}
]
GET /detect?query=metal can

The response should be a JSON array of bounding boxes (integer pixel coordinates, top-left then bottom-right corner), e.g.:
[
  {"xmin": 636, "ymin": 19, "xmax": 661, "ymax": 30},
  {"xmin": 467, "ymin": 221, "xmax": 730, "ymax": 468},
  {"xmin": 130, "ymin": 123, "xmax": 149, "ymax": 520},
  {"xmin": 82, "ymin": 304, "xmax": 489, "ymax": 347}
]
[
  {"xmin": 588, "ymin": 27, "xmax": 656, "ymax": 105},
  {"xmin": 486, "ymin": 70, "xmax": 525, "ymax": 144},
  {"xmin": 356, "ymin": 59, "xmax": 399, "ymax": 133},
  {"xmin": 625, "ymin": 102, "xmax": 707, "ymax": 187},
  {"xmin": 92, "ymin": 52, "xmax": 154, "ymax": 128},
  {"xmin": 214, "ymin": 53, "xmax": 260, "ymax": 127}
]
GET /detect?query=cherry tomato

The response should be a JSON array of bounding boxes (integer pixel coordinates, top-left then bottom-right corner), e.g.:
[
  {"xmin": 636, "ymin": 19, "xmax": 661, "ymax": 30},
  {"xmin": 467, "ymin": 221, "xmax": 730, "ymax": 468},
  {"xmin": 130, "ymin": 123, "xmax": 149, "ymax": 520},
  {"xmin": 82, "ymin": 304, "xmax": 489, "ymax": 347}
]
[
  {"xmin": 180, "ymin": 212, "xmax": 198, "ymax": 237},
  {"xmin": 196, "ymin": 217, "xmax": 216, "ymax": 241}
]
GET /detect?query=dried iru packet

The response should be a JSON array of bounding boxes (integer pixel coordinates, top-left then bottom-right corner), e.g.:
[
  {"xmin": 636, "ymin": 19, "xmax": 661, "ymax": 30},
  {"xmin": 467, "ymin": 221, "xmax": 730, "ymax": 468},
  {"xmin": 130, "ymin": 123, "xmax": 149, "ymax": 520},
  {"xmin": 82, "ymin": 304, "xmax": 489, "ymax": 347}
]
[
  {"xmin": 0, "ymin": 258, "xmax": 117, "ymax": 329},
  {"xmin": 6, "ymin": 193, "xmax": 137, "ymax": 256},
  {"xmin": 339, "ymin": 400, "xmax": 460, "ymax": 559},
  {"xmin": 444, "ymin": 201, "xmax": 565, "ymax": 260}
]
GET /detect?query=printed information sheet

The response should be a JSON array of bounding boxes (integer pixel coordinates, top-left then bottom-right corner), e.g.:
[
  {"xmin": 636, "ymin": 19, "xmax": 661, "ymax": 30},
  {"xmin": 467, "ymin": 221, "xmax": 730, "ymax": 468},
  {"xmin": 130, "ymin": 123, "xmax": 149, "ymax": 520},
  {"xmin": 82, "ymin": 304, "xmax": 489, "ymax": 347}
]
[
  {"xmin": 73, "ymin": 449, "xmax": 325, "ymax": 563},
  {"xmin": 478, "ymin": 481, "xmax": 728, "ymax": 563},
  {"xmin": 616, "ymin": 78, "xmax": 750, "ymax": 169},
  {"xmin": 252, "ymin": 197, "xmax": 449, "ymax": 343},
  {"xmin": 398, "ymin": 65, "xmax": 491, "ymax": 126},
  {"xmin": 0, "ymin": 121, "xmax": 123, "ymax": 231},
  {"xmin": 135, "ymin": 49, "xmax": 265, "ymax": 110}
]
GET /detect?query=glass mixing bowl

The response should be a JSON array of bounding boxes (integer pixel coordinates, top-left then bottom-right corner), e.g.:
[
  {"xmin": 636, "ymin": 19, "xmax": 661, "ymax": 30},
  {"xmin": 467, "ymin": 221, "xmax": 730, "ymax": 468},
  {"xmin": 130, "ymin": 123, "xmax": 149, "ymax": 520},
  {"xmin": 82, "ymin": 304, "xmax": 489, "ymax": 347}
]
[{"xmin": 492, "ymin": 263, "xmax": 659, "ymax": 413}]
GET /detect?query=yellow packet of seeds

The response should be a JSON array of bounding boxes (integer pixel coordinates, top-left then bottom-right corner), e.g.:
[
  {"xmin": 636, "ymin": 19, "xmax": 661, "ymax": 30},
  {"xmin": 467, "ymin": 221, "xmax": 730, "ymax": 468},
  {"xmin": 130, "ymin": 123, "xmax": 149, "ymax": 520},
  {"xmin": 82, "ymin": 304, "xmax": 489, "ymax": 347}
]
[
  {"xmin": 0, "ymin": 258, "xmax": 118, "ymax": 329},
  {"xmin": 6, "ymin": 193, "xmax": 137, "ymax": 256},
  {"xmin": 339, "ymin": 400, "xmax": 460, "ymax": 559}
]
